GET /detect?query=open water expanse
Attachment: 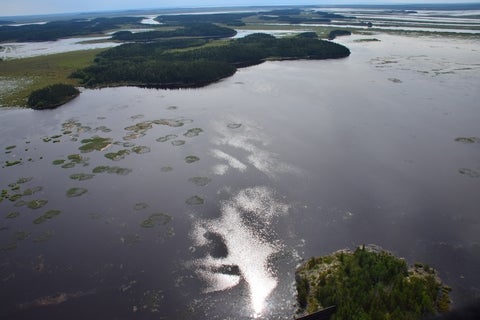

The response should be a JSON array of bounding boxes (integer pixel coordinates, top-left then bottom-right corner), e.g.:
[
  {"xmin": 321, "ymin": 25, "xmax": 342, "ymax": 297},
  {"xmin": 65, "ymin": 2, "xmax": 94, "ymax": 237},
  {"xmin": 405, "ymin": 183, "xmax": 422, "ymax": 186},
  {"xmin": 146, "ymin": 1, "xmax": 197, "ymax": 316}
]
[{"xmin": 1, "ymin": 32, "xmax": 480, "ymax": 319}]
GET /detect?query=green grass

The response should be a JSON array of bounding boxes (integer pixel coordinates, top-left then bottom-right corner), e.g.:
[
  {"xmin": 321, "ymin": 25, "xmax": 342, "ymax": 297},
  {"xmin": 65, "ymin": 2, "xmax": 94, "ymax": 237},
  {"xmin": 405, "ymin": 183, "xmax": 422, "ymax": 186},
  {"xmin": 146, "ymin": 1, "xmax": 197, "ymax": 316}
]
[{"xmin": 0, "ymin": 48, "xmax": 105, "ymax": 108}]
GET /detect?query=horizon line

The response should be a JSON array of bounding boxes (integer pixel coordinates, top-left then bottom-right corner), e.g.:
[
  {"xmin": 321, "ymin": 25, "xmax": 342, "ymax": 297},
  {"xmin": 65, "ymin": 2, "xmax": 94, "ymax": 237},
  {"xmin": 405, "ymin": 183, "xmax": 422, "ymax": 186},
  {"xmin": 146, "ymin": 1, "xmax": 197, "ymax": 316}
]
[{"xmin": 1, "ymin": 2, "xmax": 480, "ymax": 20}]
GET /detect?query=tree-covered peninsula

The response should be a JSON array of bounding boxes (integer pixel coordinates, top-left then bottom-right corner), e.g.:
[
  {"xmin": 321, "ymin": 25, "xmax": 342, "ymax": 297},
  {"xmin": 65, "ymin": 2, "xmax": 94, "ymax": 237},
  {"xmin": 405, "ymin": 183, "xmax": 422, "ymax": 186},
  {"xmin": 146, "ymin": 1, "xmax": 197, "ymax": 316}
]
[
  {"xmin": 296, "ymin": 246, "xmax": 451, "ymax": 320},
  {"xmin": 72, "ymin": 32, "xmax": 350, "ymax": 88},
  {"xmin": 27, "ymin": 84, "xmax": 79, "ymax": 110}
]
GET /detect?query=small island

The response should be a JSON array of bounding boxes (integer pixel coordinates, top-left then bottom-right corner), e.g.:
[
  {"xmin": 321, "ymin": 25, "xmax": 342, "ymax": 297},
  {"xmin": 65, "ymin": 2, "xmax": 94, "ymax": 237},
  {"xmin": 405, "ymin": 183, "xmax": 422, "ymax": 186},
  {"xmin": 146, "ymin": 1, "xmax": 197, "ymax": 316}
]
[
  {"xmin": 296, "ymin": 245, "xmax": 451, "ymax": 319},
  {"xmin": 27, "ymin": 84, "xmax": 79, "ymax": 110}
]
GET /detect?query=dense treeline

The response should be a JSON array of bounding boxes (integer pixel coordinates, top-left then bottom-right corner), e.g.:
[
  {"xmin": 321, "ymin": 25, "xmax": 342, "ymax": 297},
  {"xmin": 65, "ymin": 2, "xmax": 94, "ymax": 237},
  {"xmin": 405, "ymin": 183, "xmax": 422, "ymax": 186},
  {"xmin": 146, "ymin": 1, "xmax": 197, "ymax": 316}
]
[
  {"xmin": 161, "ymin": 33, "xmax": 351, "ymax": 65},
  {"xmin": 72, "ymin": 32, "xmax": 350, "ymax": 88},
  {"xmin": 155, "ymin": 12, "xmax": 255, "ymax": 26},
  {"xmin": 328, "ymin": 30, "xmax": 352, "ymax": 40},
  {"xmin": 112, "ymin": 23, "xmax": 236, "ymax": 41},
  {"xmin": 0, "ymin": 17, "xmax": 143, "ymax": 42},
  {"xmin": 296, "ymin": 247, "xmax": 451, "ymax": 319},
  {"xmin": 27, "ymin": 84, "xmax": 79, "ymax": 109},
  {"xmin": 259, "ymin": 9, "xmax": 350, "ymax": 24}
]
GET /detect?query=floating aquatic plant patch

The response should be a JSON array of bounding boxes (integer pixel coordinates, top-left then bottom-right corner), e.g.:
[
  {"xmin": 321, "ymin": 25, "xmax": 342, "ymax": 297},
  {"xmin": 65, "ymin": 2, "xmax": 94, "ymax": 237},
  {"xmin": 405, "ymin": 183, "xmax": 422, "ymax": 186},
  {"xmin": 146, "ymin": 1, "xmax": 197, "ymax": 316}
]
[
  {"xmin": 27, "ymin": 199, "xmax": 48, "ymax": 209},
  {"xmin": 62, "ymin": 119, "xmax": 92, "ymax": 134},
  {"xmin": 153, "ymin": 119, "xmax": 184, "ymax": 127},
  {"xmin": 227, "ymin": 123, "xmax": 242, "ymax": 129},
  {"xmin": 59, "ymin": 154, "xmax": 90, "ymax": 168},
  {"xmin": 132, "ymin": 146, "xmax": 151, "ymax": 154},
  {"xmin": 140, "ymin": 213, "xmax": 172, "ymax": 228},
  {"xmin": 185, "ymin": 156, "xmax": 200, "ymax": 164},
  {"xmin": 188, "ymin": 177, "xmax": 211, "ymax": 187},
  {"xmin": 78, "ymin": 136, "xmax": 112, "ymax": 153},
  {"xmin": 6, "ymin": 212, "xmax": 20, "ymax": 219},
  {"xmin": 22, "ymin": 186, "xmax": 42, "ymax": 196},
  {"xmin": 92, "ymin": 166, "xmax": 132, "ymax": 175},
  {"xmin": 33, "ymin": 210, "xmax": 61, "ymax": 224},
  {"xmin": 186, "ymin": 196, "xmax": 204, "ymax": 205},
  {"xmin": 14, "ymin": 200, "xmax": 27, "ymax": 207},
  {"xmin": 33, "ymin": 230, "xmax": 54, "ymax": 242},
  {"xmin": 161, "ymin": 166, "xmax": 173, "ymax": 172},
  {"xmin": 52, "ymin": 159, "xmax": 65, "ymax": 165},
  {"xmin": 184, "ymin": 128, "xmax": 203, "ymax": 138},
  {"xmin": 4, "ymin": 160, "xmax": 22, "ymax": 167},
  {"xmin": 94, "ymin": 126, "xmax": 112, "ymax": 133},
  {"xmin": 120, "ymin": 233, "xmax": 142, "ymax": 245},
  {"xmin": 123, "ymin": 133, "xmax": 145, "ymax": 140},
  {"xmin": 66, "ymin": 187, "xmax": 88, "ymax": 198},
  {"xmin": 171, "ymin": 140, "xmax": 185, "ymax": 146},
  {"xmin": 125, "ymin": 121, "xmax": 153, "ymax": 131},
  {"xmin": 14, "ymin": 231, "xmax": 31, "ymax": 241},
  {"xmin": 455, "ymin": 137, "xmax": 480, "ymax": 144},
  {"xmin": 61, "ymin": 162, "xmax": 76, "ymax": 169},
  {"xmin": 156, "ymin": 135, "xmax": 177, "ymax": 143},
  {"xmin": 105, "ymin": 149, "xmax": 130, "ymax": 161},
  {"xmin": 0, "ymin": 242, "xmax": 17, "ymax": 251},
  {"xmin": 8, "ymin": 194, "xmax": 22, "ymax": 202},
  {"xmin": 134, "ymin": 203, "xmax": 149, "ymax": 211},
  {"xmin": 69, "ymin": 173, "xmax": 95, "ymax": 181},
  {"xmin": 458, "ymin": 168, "xmax": 480, "ymax": 178}
]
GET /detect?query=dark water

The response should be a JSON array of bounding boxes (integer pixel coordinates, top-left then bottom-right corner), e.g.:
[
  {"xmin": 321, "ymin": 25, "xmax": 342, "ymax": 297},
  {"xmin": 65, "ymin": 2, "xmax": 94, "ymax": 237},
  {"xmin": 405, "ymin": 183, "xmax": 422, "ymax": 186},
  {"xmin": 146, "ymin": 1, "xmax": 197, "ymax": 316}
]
[{"xmin": 1, "ymin": 33, "xmax": 479, "ymax": 319}]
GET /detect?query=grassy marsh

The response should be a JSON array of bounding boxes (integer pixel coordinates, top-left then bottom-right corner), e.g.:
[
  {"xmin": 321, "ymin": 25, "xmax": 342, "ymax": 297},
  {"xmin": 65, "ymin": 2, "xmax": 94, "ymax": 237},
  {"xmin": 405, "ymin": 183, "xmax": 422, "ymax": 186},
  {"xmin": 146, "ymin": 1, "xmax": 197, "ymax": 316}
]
[{"xmin": 0, "ymin": 48, "xmax": 105, "ymax": 107}]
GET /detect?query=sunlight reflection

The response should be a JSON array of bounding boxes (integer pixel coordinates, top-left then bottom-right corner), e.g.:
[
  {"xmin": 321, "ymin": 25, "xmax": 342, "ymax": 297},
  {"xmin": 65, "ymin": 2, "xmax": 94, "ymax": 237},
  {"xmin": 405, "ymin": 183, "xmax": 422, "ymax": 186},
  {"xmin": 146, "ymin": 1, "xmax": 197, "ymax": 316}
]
[{"xmin": 191, "ymin": 187, "xmax": 289, "ymax": 316}]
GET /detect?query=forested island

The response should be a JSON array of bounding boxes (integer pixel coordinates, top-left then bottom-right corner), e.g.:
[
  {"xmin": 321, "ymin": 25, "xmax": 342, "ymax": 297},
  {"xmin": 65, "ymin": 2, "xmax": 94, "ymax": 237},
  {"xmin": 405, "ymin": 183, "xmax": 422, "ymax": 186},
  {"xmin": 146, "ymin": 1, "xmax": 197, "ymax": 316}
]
[
  {"xmin": 27, "ymin": 84, "xmax": 79, "ymax": 110},
  {"xmin": 72, "ymin": 32, "xmax": 350, "ymax": 88},
  {"xmin": 296, "ymin": 246, "xmax": 451, "ymax": 319}
]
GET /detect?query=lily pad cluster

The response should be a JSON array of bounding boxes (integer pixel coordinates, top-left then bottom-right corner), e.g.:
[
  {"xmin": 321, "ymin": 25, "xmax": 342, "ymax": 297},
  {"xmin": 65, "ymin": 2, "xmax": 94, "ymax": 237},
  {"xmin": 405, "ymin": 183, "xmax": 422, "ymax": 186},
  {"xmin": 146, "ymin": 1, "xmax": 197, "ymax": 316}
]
[
  {"xmin": 92, "ymin": 165, "xmax": 132, "ymax": 175},
  {"xmin": 1, "ymin": 177, "xmax": 43, "ymax": 205},
  {"xmin": 455, "ymin": 136, "xmax": 480, "ymax": 178},
  {"xmin": 79, "ymin": 136, "xmax": 112, "ymax": 153},
  {"xmin": 188, "ymin": 177, "xmax": 211, "ymax": 187},
  {"xmin": 140, "ymin": 213, "xmax": 172, "ymax": 228},
  {"xmin": 454, "ymin": 137, "xmax": 480, "ymax": 144},
  {"xmin": 185, "ymin": 156, "xmax": 200, "ymax": 164},
  {"xmin": 156, "ymin": 134, "xmax": 177, "ymax": 143},
  {"xmin": 185, "ymin": 195, "xmax": 204, "ymax": 205},
  {"xmin": 33, "ymin": 210, "xmax": 62, "ymax": 224},
  {"xmin": 53, "ymin": 154, "xmax": 90, "ymax": 168},
  {"xmin": 69, "ymin": 173, "xmax": 95, "ymax": 181},
  {"xmin": 66, "ymin": 187, "xmax": 88, "ymax": 198},
  {"xmin": 184, "ymin": 128, "xmax": 203, "ymax": 138}
]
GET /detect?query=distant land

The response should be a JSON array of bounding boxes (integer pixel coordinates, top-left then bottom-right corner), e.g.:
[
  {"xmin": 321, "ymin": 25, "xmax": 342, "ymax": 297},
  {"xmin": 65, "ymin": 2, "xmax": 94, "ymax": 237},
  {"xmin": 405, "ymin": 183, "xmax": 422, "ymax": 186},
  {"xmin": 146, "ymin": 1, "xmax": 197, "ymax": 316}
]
[{"xmin": 1, "ymin": 3, "xmax": 480, "ymax": 23}]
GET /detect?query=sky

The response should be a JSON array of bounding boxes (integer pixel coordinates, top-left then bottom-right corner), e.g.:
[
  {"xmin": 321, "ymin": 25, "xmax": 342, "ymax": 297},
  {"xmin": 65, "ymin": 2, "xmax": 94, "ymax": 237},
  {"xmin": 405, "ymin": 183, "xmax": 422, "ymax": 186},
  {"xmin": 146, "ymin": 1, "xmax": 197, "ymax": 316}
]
[{"xmin": 1, "ymin": 0, "xmax": 479, "ymax": 17}]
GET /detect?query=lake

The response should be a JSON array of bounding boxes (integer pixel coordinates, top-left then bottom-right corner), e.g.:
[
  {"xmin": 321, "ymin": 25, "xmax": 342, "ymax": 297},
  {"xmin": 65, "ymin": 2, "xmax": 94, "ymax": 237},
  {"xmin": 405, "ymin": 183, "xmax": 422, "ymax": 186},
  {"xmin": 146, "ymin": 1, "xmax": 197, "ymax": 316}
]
[{"xmin": 1, "ymin": 32, "xmax": 479, "ymax": 319}]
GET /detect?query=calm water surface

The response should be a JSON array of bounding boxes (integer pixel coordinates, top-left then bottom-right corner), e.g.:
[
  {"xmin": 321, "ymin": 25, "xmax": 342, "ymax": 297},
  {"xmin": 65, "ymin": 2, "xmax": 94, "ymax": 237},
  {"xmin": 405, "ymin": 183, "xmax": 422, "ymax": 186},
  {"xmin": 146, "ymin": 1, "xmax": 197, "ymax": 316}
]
[{"xmin": 1, "ymin": 33, "xmax": 480, "ymax": 319}]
